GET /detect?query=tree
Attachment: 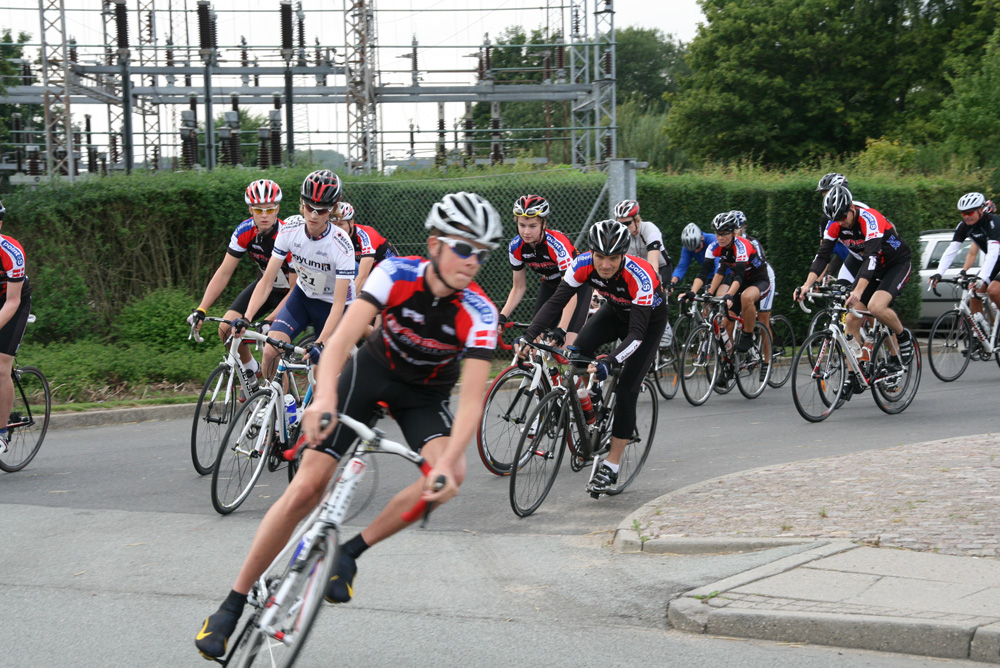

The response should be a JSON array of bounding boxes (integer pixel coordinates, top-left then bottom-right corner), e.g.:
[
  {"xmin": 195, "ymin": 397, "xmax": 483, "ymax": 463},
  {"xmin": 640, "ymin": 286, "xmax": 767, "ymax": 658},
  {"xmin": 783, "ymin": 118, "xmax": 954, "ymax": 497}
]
[
  {"xmin": 615, "ymin": 27, "xmax": 689, "ymax": 110},
  {"xmin": 664, "ymin": 0, "xmax": 978, "ymax": 165}
]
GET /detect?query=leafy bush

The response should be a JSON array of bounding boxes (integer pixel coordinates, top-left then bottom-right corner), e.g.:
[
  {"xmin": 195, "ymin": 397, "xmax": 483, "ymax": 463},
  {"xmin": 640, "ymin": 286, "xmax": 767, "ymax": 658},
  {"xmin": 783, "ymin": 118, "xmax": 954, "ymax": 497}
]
[{"xmin": 115, "ymin": 287, "xmax": 199, "ymax": 351}]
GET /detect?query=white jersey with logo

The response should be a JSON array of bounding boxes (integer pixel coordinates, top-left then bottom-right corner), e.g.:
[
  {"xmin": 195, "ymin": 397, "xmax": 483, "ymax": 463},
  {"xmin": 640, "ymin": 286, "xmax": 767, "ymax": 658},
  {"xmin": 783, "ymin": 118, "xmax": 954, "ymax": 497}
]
[{"xmin": 273, "ymin": 216, "xmax": 356, "ymax": 304}]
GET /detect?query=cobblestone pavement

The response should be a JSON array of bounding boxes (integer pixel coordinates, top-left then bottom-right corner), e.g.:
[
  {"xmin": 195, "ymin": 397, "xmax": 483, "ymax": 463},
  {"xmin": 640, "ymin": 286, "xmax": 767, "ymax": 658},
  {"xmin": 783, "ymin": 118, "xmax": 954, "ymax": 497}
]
[{"xmin": 631, "ymin": 434, "xmax": 1000, "ymax": 558}]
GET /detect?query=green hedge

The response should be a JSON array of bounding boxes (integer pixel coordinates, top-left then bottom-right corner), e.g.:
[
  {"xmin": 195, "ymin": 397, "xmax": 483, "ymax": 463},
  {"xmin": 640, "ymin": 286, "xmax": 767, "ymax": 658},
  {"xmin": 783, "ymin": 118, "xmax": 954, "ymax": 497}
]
[{"xmin": 2, "ymin": 166, "xmax": 990, "ymax": 345}]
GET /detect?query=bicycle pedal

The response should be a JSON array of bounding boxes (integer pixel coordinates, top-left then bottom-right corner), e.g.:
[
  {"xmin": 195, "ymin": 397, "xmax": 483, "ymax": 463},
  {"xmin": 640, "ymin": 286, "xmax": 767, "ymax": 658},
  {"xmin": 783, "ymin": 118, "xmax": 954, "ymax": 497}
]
[{"xmin": 589, "ymin": 491, "xmax": 601, "ymax": 499}]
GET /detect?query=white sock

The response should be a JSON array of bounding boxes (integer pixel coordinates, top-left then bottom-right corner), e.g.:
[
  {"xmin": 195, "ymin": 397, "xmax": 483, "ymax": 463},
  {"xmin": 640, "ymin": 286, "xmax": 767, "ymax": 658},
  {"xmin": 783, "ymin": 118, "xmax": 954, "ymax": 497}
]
[
  {"xmin": 242, "ymin": 358, "xmax": 259, "ymax": 374},
  {"xmin": 603, "ymin": 460, "xmax": 620, "ymax": 473}
]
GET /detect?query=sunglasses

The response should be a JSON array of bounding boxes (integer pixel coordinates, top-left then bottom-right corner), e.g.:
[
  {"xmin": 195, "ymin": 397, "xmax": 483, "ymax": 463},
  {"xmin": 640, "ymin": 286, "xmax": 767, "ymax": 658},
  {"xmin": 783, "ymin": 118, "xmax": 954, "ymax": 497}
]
[
  {"xmin": 514, "ymin": 209, "xmax": 543, "ymax": 218},
  {"xmin": 437, "ymin": 236, "xmax": 491, "ymax": 264},
  {"xmin": 961, "ymin": 208, "xmax": 980, "ymax": 216},
  {"xmin": 250, "ymin": 206, "xmax": 278, "ymax": 215},
  {"xmin": 302, "ymin": 203, "xmax": 334, "ymax": 215}
]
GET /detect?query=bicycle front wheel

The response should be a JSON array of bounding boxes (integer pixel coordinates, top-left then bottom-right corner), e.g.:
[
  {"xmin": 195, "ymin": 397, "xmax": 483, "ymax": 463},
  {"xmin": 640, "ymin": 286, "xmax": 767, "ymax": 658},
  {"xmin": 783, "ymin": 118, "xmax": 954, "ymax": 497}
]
[
  {"xmin": 211, "ymin": 390, "xmax": 275, "ymax": 515},
  {"xmin": 228, "ymin": 531, "xmax": 338, "ymax": 668},
  {"xmin": 0, "ymin": 366, "xmax": 51, "ymax": 473},
  {"xmin": 509, "ymin": 388, "xmax": 568, "ymax": 517},
  {"xmin": 927, "ymin": 310, "xmax": 972, "ymax": 382},
  {"xmin": 478, "ymin": 365, "xmax": 549, "ymax": 476},
  {"xmin": 791, "ymin": 331, "xmax": 845, "ymax": 423},
  {"xmin": 735, "ymin": 322, "xmax": 771, "ymax": 399},
  {"xmin": 680, "ymin": 324, "xmax": 718, "ymax": 406},
  {"xmin": 191, "ymin": 364, "xmax": 237, "ymax": 475},
  {"xmin": 651, "ymin": 342, "xmax": 680, "ymax": 400},
  {"xmin": 606, "ymin": 378, "xmax": 657, "ymax": 496},
  {"xmin": 871, "ymin": 330, "xmax": 921, "ymax": 414},
  {"xmin": 807, "ymin": 308, "xmax": 836, "ymax": 340},
  {"xmin": 767, "ymin": 314, "xmax": 796, "ymax": 388}
]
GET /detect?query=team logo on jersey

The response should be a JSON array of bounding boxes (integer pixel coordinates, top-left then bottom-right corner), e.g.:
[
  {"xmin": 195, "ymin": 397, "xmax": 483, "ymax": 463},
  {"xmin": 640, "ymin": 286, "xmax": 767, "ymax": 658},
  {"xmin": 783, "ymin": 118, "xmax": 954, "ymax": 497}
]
[
  {"xmin": 1, "ymin": 239, "xmax": 23, "ymax": 267},
  {"xmin": 402, "ymin": 307, "xmax": 425, "ymax": 324},
  {"xmin": 335, "ymin": 234, "xmax": 354, "ymax": 255},
  {"xmin": 624, "ymin": 258, "xmax": 651, "ymax": 292},
  {"xmin": 472, "ymin": 329, "xmax": 496, "ymax": 348},
  {"xmin": 462, "ymin": 289, "xmax": 496, "ymax": 325}
]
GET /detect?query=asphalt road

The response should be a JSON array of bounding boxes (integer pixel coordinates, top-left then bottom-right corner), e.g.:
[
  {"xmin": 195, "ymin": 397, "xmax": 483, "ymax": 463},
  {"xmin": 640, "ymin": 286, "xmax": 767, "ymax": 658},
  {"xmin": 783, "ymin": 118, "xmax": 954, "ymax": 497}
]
[{"xmin": 1, "ymin": 361, "xmax": 995, "ymax": 667}]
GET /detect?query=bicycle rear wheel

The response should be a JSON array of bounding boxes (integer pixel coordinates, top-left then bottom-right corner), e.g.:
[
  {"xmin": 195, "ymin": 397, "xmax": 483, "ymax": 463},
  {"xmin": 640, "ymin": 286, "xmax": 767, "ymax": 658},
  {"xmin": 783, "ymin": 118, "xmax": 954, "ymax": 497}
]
[
  {"xmin": 791, "ymin": 331, "xmax": 845, "ymax": 423},
  {"xmin": 191, "ymin": 364, "xmax": 237, "ymax": 475},
  {"xmin": 766, "ymin": 314, "xmax": 795, "ymax": 388},
  {"xmin": 680, "ymin": 324, "xmax": 718, "ymax": 406},
  {"xmin": 0, "ymin": 366, "xmax": 50, "ymax": 473},
  {"xmin": 871, "ymin": 330, "xmax": 921, "ymax": 414},
  {"xmin": 211, "ymin": 390, "xmax": 275, "ymax": 515},
  {"xmin": 735, "ymin": 322, "xmax": 771, "ymax": 399},
  {"xmin": 606, "ymin": 378, "xmax": 657, "ymax": 495},
  {"xmin": 228, "ymin": 531, "xmax": 338, "ymax": 668},
  {"xmin": 927, "ymin": 309, "xmax": 972, "ymax": 382},
  {"xmin": 651, "ymin": 342, "xmax": 680, "ymax": 400},
  {"xmin": 477, "ymin": 365, "xmax": 549, "ymax": 475},
  {"xmin": 509, "ymin": 389, "xmax": 568, "ymax": 517}
]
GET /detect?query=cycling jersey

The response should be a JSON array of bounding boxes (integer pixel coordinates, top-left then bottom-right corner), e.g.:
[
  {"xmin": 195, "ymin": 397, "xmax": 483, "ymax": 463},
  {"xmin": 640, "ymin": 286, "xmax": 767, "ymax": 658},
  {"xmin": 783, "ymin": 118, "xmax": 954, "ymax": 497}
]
[
  {"xmin": 227, "ymin": 218, "xmax": 294, "ymax": 289},
  {"xmin": 699, "ymin": 238, "xmax": 769, "ymax": 286},
  {"xmin": 272, "ymin": 219, "xmax": 356, "ymax": 304},
  {"xmin": 625, "ymin": 220, "xmax": 671, "ymax": 272},
  {"xmin": 358, "ymin": 256, "xmax": 498, "ymax": 386},
  {"xmin": 0, "ymin": 235, "xmax": 28, "ymax": 299},
  {"xmin": 935, "ymin": 212, "xmax": 1000, "ymax": 283},
  {"xmin": 741, "ymin": 234, "xmax": 767, "ymax": 262},
  {"xmin": 810, "ymin": 204, "xmax": 911, "ymax": 282},
  {"xmin": 527, "ymin": 252, "xmax": 666, "ymax": 367},
  {"xmin": 672, "ymin": 232, "xmax": 719, "ymax": 281},
  {"xmin": 509, "ymin": 229, "xmax": 576, "ymax": 283},
  {"xmin": 351, "ymin": 223, "xmax": 397, "ymax": 265}
]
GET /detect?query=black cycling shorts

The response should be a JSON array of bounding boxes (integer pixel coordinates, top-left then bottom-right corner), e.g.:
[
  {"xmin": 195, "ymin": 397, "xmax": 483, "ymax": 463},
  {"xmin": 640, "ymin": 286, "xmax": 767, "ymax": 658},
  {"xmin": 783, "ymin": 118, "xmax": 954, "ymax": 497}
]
[
  {"xmin": 314, "ymin": 346, "xmax": 455, "ymax": 460},
  {"xmin": 859, "ymin": 261, "xmax": 911, "ymax": 305},
  {"xmin": 228, "ymin": 279, "xmax": 288, "ymax": 319},
  {"xmin": 534, "ymin": 280, "xmax": 591, "ymax": 334},
  {"xmin": 726, "ymin": 278, "xmax": 772, "ymax": 318},
  {"xmin": 0, "ymin": 293, "xmax": 31, "ymax": 357}
]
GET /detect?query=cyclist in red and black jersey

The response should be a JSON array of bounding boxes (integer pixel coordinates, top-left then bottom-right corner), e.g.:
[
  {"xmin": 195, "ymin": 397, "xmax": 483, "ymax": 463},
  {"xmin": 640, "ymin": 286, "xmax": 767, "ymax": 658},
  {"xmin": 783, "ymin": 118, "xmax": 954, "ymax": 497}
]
[
  {"xmin": 499, "ymin": 195, "xmax": 591, "ymax": 346},
  {"xmin": 331, "ymin": 201, "xmax": 398, "ymax": 293},
  {"xmin": 521, "ymin": 220, "xmax": 667, "ymax": 495},
  {"xmin": 187, "ymin": 179, "xmax": 295, "ymax": 388},
  {"xmin": 687, "ymin": 211, "xmax": 770, "ymax": 352},
  {"xmin": 795, "ymin": 185, "xmax": 915, "ymax": 362},
  {"xmin": 0, "ymin": 200, "xmax": 31, "ymax": 454},
  {"xmin": 196, "ymin": 192, "xmax": 503, "ymax": 660}
]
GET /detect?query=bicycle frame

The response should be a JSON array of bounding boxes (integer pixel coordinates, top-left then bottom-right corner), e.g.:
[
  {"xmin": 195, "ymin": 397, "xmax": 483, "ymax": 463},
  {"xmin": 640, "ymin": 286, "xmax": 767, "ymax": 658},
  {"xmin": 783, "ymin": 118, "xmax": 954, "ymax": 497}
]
[
  {"xmin": 952, "ymin": 283, "xmax": 999, "ymax": 354},
  {"xmin": 810, "ymin": 306, "xmax": 903, "ymax": 390},
  {"xmin": 194, "ymin": 317, "xmax": 260, "ymax": 411}
]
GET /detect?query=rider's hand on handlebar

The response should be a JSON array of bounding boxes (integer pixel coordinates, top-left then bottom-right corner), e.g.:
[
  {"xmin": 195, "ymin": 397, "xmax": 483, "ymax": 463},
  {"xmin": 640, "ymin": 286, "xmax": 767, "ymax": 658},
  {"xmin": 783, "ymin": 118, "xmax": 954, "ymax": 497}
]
[
  {"xmin": 678, "ymin": 290, "xmax": 695, "ymax": 304},
  {"xmin": 928, "ymin": 273, "xmax": 942, "ymax": 288},
  {"xmin": 186, "ymin": 308, "xmax": 206, "ymax": 330},
  {"xmin": 547, "ymin": 327, "xmax": 567, "ymax": 347},
  {"xmin": 421, "ymin": 465, "xmax": 458, "ymax": 505},
  {"xmin": 845, "ymin": 290, "xmax": 862, "ymax": 309},
  {"xmin": 301, "ymin": 402, "xmax": 337, "ymax": 446},
  {"xmin": 231, "ymin": 317, "xmax": 249, "ymax": 335}
]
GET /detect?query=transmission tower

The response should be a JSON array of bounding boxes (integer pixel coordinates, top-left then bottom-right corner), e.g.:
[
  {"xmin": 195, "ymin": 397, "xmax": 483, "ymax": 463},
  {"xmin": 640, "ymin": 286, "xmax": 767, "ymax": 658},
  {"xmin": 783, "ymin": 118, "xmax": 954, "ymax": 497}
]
[
  {"xmin": 37, "ymin": 0, "xmax": 77, "ymax": 179},
  {"xmin": 344, "ymin": 0, "xmax": 379, "ymax": 174},
  {"xmin": 136, "ymin": 0, "xmax": 162, "ymax": 170}
]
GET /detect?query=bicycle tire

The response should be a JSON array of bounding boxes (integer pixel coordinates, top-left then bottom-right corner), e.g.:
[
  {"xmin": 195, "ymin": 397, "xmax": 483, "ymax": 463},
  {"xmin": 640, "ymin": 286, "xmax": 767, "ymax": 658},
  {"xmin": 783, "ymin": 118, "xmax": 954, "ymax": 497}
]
[
  {"xmin": 791, "ymin": 331, "xmax": 845, "ymax": 423},
  {"xmin": 680, "ymin": 324, "xmax": 718, "ymax": 406},
  {"xmin": 605, "ymin": 378, "xmax": 657, "ymax": 495},
  {"xmin": 509, "ymin": 388, "xmax": 568, "ymax": 517},
  {"xmin": 211, "ymin": 390, "xmax": 275, "ymax": 515},
  {"xmin": 807, "ymin": 307, "xmax": 836, "ymax": 340},
  {"xmin": 766, "ymin": 314, "xmax": 796, "ymax": 388},
  {"xmin": 477, "ymin": 365, "xmax": 550, "ymax": 476},
  {"xmin": 651, "ymin": 342, "xmax": 680, "ymax": 400},
  {"xmin": 871, "ymin": 330, "xmax": 921, "ymax": 415},
  {"xmin": 191, "ymin": 364, "xmax": 237, "ymax": 475},
  {"xmin": 927, "ymin": 310, "xmax": 972, "ymax": 382},
  {"xmin": 0, "ymin": 366, "xmax": 50, "ymax": 473},
  {"xmin": 228, "ymin": 531, "xmax": 338, "ymax": 668},
  {"xmin": 735, "ymin": 322, "xmax": 771, "ymax": 399}
]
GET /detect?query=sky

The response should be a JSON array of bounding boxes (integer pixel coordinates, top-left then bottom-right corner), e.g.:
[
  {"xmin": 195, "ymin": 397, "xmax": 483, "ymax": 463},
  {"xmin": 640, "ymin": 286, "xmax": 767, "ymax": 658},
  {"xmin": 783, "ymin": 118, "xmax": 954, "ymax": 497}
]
[{"xmin": 2, "ymin": 0, "xmax": 706, "ymax": 166}]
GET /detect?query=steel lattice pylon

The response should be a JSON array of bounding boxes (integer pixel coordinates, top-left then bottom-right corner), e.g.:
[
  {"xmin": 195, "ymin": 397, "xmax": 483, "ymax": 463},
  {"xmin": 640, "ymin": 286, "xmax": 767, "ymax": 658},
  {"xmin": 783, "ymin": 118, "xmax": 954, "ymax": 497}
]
[
  {"xmin": 37, "ymin": 0, "xmax": 77, "ymax": 180},
  {"xmin": 593, "ymin": 0, "xmax": 615, "ymax": 165},
  {"xmin": 136, "ymin": 0, "xmax": 162, "ymax": 170},
  {"xmin": 102, "ymin": 0, "xmax": 123, "ymax": 168},
  {"xmin": 568, "ymin": 0, "xmax": 589, "ymax": 170},
  {"xmin": 344, "ymin": 0, "xmax": 379, "ymax": 174}
]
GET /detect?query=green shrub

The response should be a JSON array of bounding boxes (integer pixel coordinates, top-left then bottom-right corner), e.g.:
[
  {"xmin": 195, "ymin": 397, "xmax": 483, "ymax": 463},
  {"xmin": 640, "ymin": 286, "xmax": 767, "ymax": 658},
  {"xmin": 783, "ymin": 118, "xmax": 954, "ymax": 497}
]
[
  {"xmin": 115, "ymin": 287, "xmax": 199, "ymax": 350},
  {"xmin": 27, "ymin": 264, "xmax": 100, "ymax": 342}
]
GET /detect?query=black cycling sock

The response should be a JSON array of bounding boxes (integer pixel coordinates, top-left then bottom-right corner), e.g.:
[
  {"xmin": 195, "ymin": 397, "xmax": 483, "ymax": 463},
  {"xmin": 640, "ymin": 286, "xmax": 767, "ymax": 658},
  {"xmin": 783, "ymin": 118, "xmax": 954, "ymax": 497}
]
[
  {"xmin": 220, "ymin": 590, "xmax": 248, "ymax": 616},
  {"xmin": 343, "ymin": 534, "xmax": 370, "ymax": 560}
]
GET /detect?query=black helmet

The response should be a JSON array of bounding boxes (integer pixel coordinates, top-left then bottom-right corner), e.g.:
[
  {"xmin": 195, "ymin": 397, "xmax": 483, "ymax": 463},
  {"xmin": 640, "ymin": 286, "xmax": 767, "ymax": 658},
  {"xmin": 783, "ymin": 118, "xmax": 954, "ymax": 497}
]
[
  {"xmin": 823, "ymin": 185, "xmax": 854, "ymax": 221},
  {"xmin": 588, "ymin": 219, "xmax": 631, "ymax": 255},
  {"xmin": 300, "ymin": 170, "xmax": 342, "ymax": 207},
  {"xmin": 816, "ymin": 173, "xmax": 848, "ymax": 192},
  {"xmin": 711, "ymin": 211, "xmax": 740, "ymax": 233}
]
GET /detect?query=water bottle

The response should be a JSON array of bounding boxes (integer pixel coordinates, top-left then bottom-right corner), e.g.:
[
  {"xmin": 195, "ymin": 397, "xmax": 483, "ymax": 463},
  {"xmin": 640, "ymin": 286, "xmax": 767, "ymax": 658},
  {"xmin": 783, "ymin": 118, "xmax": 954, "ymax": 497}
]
[
  {"xmin": 284, "ymin": 394, "xmax": 298, "ymax": 426},
  {"xmin": 243, "ymin": 365, "xmax": 259, "ymax": 393},
  {"xmin": 973, "ymin": 312, "xmax": 989, "ymax": 339},
  {"xmin": 577, "ymin": 388, "xmax": 596, "ymax": 425},
  {"xmin": 846, "ymin": 334, "xmax": 863, "ymax": 358},
  {"xmin": 720, "ymin": 326, "xmax": 732, "ymax": 353}
]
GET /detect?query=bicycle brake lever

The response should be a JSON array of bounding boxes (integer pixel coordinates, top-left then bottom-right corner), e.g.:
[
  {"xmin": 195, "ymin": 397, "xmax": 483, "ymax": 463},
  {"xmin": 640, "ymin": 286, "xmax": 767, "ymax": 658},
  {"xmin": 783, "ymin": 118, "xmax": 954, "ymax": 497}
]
[{"xmin": 420, "ymin": 475, "xmax": 448, "ymax": 528}]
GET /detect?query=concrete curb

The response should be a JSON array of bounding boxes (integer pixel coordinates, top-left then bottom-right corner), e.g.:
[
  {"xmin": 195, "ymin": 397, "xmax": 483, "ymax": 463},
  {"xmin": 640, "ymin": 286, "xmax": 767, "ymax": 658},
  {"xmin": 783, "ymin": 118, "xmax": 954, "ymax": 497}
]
[{"xmin": 48, "ymin": 403, "xmax": 195, "ymax": 430}]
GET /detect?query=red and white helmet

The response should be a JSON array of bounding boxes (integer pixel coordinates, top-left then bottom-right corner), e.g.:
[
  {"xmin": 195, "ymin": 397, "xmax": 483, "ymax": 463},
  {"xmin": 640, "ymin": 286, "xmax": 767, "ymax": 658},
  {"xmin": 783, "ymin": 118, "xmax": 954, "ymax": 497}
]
[
  {"xmin": 336, "ymin": 201, "xmax": 355, "ymax": 221},
  {"xmin": 513, "ymin": 194, "xmax": 550, "ymax": 218},
  {"xmin": 300, "ymin": 170, "xmax": 342, "ymax": 207},
  {"xmin": 614, "ymin": 199, "xmax": 640, "ymax": 219},
  {"xmin": 244, "ymin": 179, "xmax": 282, "ymax": 205}
]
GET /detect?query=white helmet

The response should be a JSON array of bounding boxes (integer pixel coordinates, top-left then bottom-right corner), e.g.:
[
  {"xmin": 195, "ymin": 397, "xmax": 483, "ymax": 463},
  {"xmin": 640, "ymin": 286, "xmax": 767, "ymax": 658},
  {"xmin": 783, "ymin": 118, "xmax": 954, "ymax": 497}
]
[
  {"xmin": 337, "ymin": 201, "xmax": 355, "ymax": 221},
  {"xmin": 425, "ymin": 192, "xmax": 503, "ymax": 249},
  {"xmin": 245, "ymin": 179, "xmax": 282, "ymax": 205},
  {"xmin": 816, "ymin": 173, "xmax": 848, "ymax": 192},
  {"xmin": 681, "ymin": 223, "xmax": 702, "ymax": 251},
  {"xmin": 958, "ymin": 192, "xmax": 986, "ymax": 211}
]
